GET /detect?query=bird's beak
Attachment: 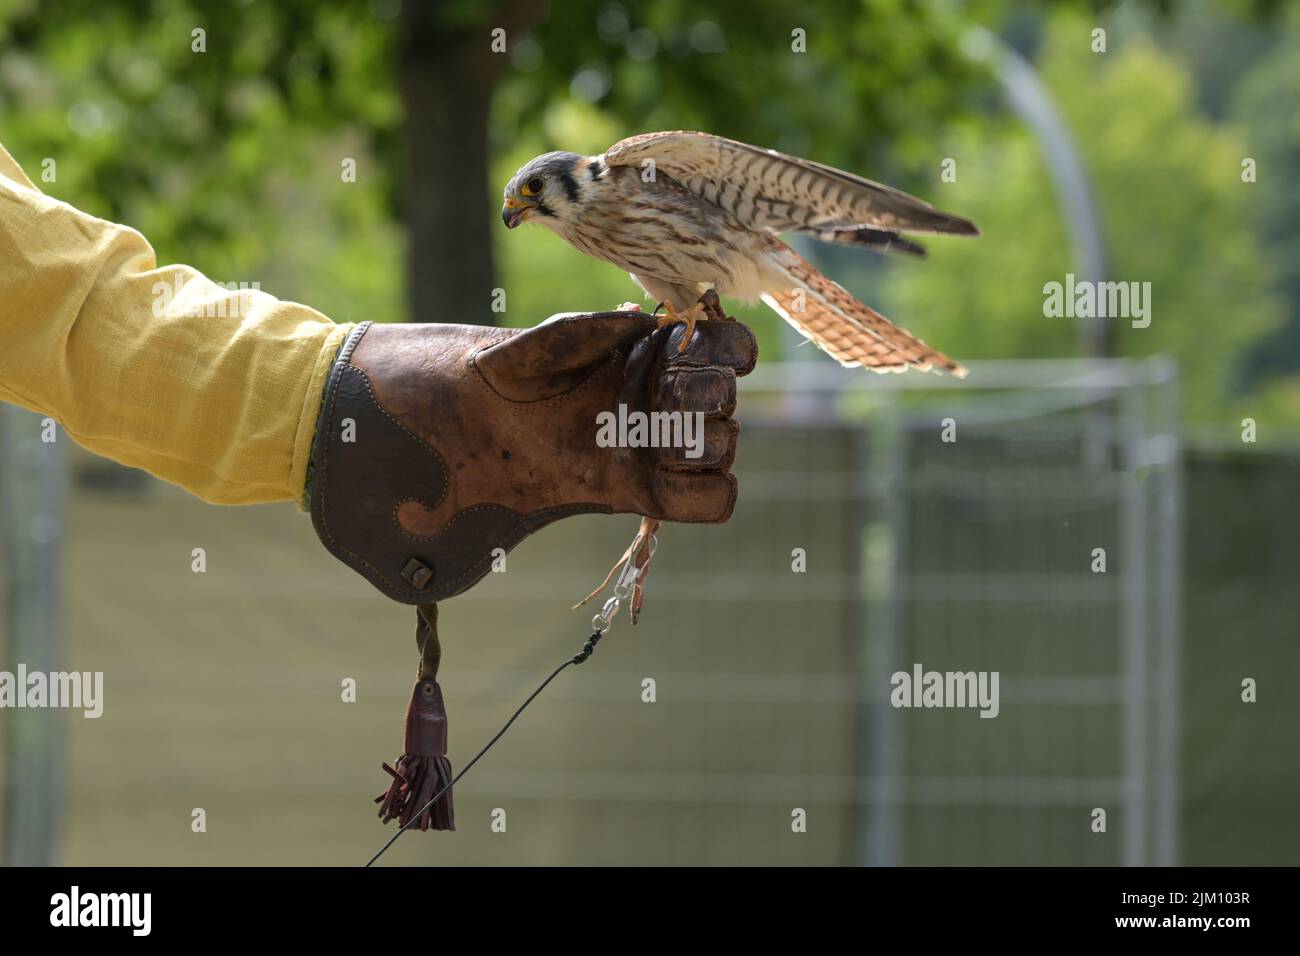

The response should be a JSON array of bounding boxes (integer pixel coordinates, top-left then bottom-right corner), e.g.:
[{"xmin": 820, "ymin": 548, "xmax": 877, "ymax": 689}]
[{"xmin": 502, "ymin": 196, "xmax": 528, "ymax": 229}]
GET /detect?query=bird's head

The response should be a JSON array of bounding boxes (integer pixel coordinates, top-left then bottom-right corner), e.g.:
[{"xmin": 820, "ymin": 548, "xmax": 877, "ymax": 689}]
[{"xmin": 502, "ymin": 151, "xmax": 586, "ymax": 231}]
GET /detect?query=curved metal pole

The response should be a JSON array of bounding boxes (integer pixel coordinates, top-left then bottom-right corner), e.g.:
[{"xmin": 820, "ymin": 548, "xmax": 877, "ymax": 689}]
[{"xmin": 963, "ymin": 28, "xmax": 1110, "ymax": 358}]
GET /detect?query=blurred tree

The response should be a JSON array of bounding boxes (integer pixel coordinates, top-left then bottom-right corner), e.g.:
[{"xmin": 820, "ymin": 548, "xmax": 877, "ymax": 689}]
[
  {"xmin": 884, "ymin": 12, "xmax": 1284, "ymax": 422},
  {"xmin": 1233, "ymin": 8, "xmax": 1300, "ymax": 386},
  {"xmin": 0, "ymin": 0, "xmax": 404, "ymax": 323},
  {"xmin": 493, "ymin": 0, "xmax": 996, "ymax": 177},
  {"xmin": 397, "ymin": 0, "xmax": 545, "ymax": 325}
]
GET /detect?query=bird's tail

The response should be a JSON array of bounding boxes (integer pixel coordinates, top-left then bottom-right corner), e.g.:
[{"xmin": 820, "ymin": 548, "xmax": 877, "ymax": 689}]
[{"xmin": 760, "ymin": 241, "xmax": 967, "ymax": 378}]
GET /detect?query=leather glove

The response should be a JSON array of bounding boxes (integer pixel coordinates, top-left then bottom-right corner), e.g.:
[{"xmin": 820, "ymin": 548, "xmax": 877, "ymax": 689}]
[{"xmin": 308, "ymin": 312, "xmax": 758, "ymax": 604}]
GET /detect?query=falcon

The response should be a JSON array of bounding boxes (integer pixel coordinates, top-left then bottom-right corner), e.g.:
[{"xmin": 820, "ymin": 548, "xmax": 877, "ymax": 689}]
[{"xmin": 502, "ymin": 130, "xmax": 979, "ymax": 376}]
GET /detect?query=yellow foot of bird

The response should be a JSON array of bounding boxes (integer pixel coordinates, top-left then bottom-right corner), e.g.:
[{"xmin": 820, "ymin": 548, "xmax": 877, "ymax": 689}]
[{"xmin": 656, "ymin": 301, "xmax": 704, "ymax": 353}]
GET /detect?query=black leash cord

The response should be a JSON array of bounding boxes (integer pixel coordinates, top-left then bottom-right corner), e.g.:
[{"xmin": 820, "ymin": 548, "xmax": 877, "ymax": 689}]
[{"xmin": 364, "ymin": 630, "xmax": 604, "ymax": 867}]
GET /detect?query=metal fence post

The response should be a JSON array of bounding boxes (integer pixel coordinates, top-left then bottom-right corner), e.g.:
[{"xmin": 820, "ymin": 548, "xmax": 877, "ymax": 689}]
[
  {"xmin": 863, "ymin": 393, "xmax": 906, "ymax": 866},
  {"xmin": 0, "ymin": 406, "xmax": 66, "ymax": 866},
  {"xmin": 1151, "ymin": 360, "xmax": 1182, "ymax": 866},
  {"xmin": 1118, "ymin": 383, "xmax": 1150, "ymax": 866}
]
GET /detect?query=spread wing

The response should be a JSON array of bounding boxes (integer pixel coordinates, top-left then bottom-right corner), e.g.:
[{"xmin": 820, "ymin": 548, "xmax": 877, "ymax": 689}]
[{"xmin": 601, "ymin": 130, "xmax": 978, "ymax": 240}]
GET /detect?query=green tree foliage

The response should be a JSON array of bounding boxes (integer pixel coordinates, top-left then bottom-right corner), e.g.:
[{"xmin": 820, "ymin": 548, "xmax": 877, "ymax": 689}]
[
  {"xmin": 0, "ymin": 0, "xmax": 404, "ymax": 323},
  {"xmin": 1233, "ymin": 8, "xmax": 1300, "ymax": 383},
  {"xmin": 492, "ymin": 0, "xmax": 995, "ymax": 175},
  {"xmin": 885, "ymin": 13, "xmax": 1283, "ymax": 422}
]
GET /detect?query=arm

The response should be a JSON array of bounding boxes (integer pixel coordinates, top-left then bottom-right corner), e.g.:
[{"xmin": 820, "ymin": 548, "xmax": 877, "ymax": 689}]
[
  {"xmin": 0, "ymin": 141, "xmax": 349, "ymax": 505},
  {"xmin": 0, "ymin": 140, "xmax": 757, "ymax": 605}
]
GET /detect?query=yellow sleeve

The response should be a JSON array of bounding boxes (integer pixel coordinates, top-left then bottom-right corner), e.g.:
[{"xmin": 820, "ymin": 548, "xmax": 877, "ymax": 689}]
[{"xmin": 0, "ymin": 141, "xmax": 352, "ymax": 505}]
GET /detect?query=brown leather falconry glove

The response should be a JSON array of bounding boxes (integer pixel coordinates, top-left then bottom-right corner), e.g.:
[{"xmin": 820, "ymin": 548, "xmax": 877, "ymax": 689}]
[
  {"xmin": 310, "ymin": 311, "xmax": 756, "ymax": 833},
  {"xmin": 308, "ymin": 312, "xmax": 758, "ymax": 605}
]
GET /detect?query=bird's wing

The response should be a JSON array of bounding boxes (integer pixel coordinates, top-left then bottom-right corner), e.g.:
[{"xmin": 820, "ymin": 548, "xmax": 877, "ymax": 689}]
[
  {"xmin": 759, "ymin": 237, "xmax": 967, "ymax": 377},
  {"xmin": 602, "ymin": 130, "xmax": 978, "ymax": 238}
]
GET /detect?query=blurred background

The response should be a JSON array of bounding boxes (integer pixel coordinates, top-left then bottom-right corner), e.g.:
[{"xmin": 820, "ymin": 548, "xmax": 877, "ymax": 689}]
[{"xmin": 0, "ymin": 0, "xmax": 1297, "ymax": 865}]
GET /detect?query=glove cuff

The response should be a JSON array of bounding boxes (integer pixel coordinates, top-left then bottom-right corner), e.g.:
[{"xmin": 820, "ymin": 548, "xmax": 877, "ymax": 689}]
[
  {"xmin": 309, "ymin": 320, "xmax": 442, "ymax": 603},
  {"xmin": 308, "ymin": 321, "xmax": 551, "ymax": 603}
]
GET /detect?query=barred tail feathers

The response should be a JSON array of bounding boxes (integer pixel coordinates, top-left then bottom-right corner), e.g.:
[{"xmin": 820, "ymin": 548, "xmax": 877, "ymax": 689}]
[{"xmin": 760, "ymin": 243, "xmax": 966, "ymax": 378}]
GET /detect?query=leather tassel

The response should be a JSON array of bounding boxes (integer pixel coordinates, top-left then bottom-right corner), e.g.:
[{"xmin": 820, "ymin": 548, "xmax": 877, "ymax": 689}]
[{"xmin": 376, "ymin": 678, "xmax": 455, "ymax": 830}]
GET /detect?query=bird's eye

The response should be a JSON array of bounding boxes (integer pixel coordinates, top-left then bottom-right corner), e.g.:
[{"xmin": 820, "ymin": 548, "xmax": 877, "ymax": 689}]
[{"xmin": 521, "ymin": 177, "xmax": 544, "ymax": 196}]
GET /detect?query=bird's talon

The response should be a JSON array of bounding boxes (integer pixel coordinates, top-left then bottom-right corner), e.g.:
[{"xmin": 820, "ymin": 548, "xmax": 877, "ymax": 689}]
[
  {"xmin": 656, "ymin": 302, "xmax": 701, "ymax": 352},
  {"xmin": 698, "ymin": 289, "xmax": 728, "ymax": 322},
  {"xmin": 677, "ymin": 320, "xmax": 695, "ymax": 352}
]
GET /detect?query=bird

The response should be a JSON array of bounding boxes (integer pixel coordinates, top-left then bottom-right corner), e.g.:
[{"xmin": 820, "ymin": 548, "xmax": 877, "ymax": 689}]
[
  {"xmin": 501, "ymin": 131, "xmax": 979, "ymax": 620},
  {"xmin": 501, "ymin": 130, "xmax": 979, "ymax": 376}
]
